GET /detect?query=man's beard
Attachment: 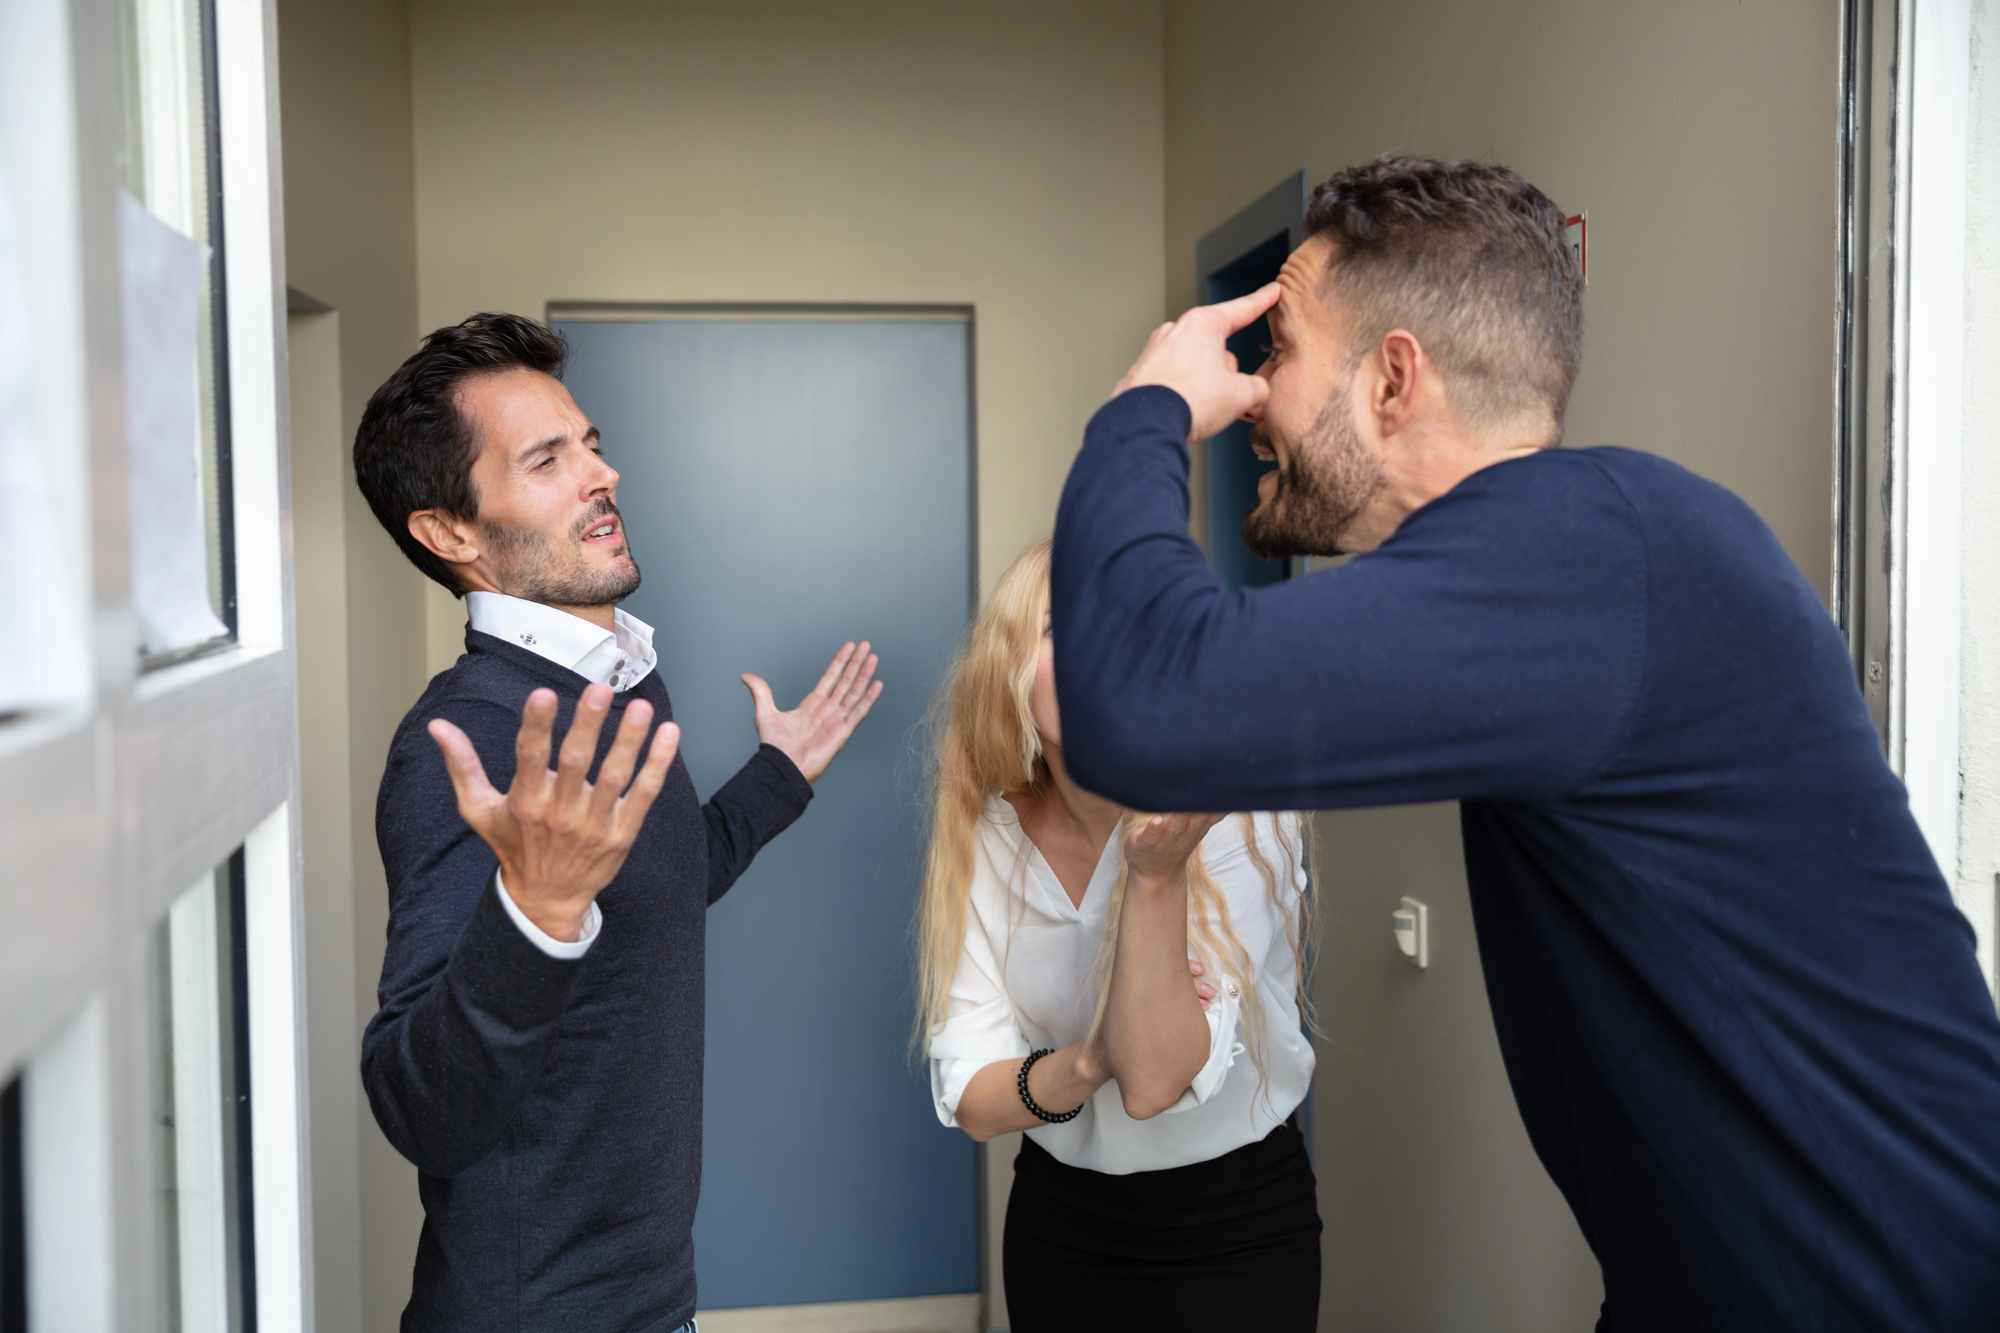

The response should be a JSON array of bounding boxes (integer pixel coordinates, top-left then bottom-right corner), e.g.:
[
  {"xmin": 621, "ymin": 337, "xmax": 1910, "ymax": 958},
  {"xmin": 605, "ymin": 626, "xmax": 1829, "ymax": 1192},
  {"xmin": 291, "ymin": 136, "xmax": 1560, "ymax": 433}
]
[
  {"xmin": 1240, "ymin": 378, "xmax": 1386, "ymax": 559},
  {"xmin": 479, "ymin": 498, "xmax": 642, "ymax": 607}
]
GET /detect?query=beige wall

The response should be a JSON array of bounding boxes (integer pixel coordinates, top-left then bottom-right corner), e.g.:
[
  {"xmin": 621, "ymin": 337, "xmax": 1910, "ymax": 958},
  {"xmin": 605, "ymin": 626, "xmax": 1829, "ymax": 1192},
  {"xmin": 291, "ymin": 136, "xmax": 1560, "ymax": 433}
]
[
  {"xmin": 1166, "ymin": 0, "xmax": 1838, "ymax": 600},
  {"xmin": 406, "ymin": 0, "xmax": 1169, "ymax": 674},
  {"xmin": 1161, "ymin": 1, "xmax": 1840, "ymax": 1326},
  {"xmin": 278, "ymin": 0, "xmax": 430, "ymax": 1328}
]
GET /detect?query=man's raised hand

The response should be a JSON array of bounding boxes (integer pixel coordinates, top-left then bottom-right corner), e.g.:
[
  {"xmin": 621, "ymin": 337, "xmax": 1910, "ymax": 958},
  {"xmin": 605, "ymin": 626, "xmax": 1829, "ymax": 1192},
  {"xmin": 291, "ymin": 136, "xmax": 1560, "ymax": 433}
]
[
  {"xmin": 740, "ymin": 640, "xmax": 883, "ymax": 783},
  {"xmin": 427, "ymin": 683, "xmax": 680, "ymax": 943},
  {"xmin": 1112, "ymin": 284, "xmax": 1281, "ymax": 443}
]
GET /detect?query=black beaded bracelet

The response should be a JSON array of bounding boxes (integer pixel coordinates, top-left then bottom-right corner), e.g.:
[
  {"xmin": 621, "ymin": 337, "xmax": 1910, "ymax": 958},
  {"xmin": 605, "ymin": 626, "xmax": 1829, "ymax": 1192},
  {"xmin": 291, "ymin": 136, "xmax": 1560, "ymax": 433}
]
[{"xmin": 1017, "ymin": 1048, "xmax": 1085, "ymax": 1124}]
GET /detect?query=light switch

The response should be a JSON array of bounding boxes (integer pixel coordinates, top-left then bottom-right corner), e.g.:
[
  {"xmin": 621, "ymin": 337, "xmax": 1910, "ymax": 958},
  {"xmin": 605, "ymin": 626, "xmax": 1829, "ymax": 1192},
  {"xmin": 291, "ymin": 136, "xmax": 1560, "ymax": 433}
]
[{"xmin": 1393, "ymin": 896, "xmax": 1430, "ymax": 969}]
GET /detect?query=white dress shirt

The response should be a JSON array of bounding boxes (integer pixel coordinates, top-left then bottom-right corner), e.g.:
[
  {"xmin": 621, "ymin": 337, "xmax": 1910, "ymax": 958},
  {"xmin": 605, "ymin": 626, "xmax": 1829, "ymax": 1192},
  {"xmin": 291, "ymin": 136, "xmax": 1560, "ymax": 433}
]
[
  {"xmin": 929, "ymin": 798, "xmax": 1314, "ymax": 1175},
  {"xmin": 465, "ymin": 592, "xmax": 663, "ymax": 959}
]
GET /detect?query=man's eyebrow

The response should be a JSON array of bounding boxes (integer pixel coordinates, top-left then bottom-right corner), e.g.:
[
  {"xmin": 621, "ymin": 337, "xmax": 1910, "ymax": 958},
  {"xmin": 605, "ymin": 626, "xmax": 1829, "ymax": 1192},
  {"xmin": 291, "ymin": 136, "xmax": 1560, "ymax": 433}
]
[
  {"xmin": 516, "ymin": 433, "xmax": 563, "ymax": 461},
  {"xmin": 514, "ymin": 425, "xmax": 599, "ymax": 463}
]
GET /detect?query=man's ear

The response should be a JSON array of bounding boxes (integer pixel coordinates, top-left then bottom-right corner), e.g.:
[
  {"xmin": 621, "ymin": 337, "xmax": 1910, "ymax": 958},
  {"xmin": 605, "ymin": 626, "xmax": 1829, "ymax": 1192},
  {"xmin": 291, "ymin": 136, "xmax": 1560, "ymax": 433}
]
[
  {"xmin": 1369, "ymin": 329, "xmax": 1431, "ymax": 438},
  {"xmin": 408, "ymin": 509, "xmax": 480, "ymax": 568}
]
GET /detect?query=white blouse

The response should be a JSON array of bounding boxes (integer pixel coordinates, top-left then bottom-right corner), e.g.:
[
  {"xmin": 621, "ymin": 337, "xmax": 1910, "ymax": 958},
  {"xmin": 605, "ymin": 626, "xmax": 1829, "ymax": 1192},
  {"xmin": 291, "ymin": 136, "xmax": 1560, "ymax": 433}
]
[{"xmin": 928, "ymin": 796, "xmax": 1314, "ymax": 1175}]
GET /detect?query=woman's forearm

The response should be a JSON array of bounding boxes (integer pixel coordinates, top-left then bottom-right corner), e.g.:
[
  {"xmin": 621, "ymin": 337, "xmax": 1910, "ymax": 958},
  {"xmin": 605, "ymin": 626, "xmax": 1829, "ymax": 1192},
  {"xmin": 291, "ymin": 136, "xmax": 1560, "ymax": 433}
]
[
  {"xmin": 1100, "ymin": 866, "xmax": 1212, "ymax": 1119},
  {"xmin": 952, "ymin": 1044, "xmax": 1107, "ymax": 1142}
]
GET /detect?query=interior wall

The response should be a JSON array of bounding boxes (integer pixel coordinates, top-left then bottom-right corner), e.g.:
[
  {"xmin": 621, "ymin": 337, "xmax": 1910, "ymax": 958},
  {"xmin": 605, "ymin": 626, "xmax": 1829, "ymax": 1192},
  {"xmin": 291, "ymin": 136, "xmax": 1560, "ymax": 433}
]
[
  {"xmin": 405, "ymin": 0, "xmax": 1168, "ymax": 677},
  {"xmin": 276, "ymin": 1, "xmax": 429, "ymax": 1328},
  {"xmin": 1161, "ymin": 1, "xmax": 1841, "ymax": 1327}
]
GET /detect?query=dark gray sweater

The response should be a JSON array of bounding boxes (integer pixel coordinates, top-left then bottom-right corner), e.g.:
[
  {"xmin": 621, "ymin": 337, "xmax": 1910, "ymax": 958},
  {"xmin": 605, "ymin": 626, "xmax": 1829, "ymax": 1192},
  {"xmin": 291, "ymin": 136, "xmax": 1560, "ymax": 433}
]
[{"xmin": 362, "ymin": 630, "xmax": 812, "ymax": 1332}]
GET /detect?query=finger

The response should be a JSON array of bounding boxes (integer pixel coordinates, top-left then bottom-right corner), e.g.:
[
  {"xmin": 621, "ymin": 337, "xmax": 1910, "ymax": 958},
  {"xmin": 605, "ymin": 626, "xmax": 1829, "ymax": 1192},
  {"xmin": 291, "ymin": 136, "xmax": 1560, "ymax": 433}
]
[
  {"xmin": 616, "ymin": 720, "xmax": 681, "ymax": 838},
  {"xmin": 1206, "ymin": 283, "xmax": 1282, "ymax": 337},
  {"xmin": 829, "ymin": 640, "xmax": 870, "ymax": 704},
  {"xmin": 428, "ymin": 719, "xmax": 501, "ymax": 818},
  {"xmin": 848, "ymin": 678, "xmax": 885, "ymax": 719},
  {"xmin": 1236, "ymin": 374, "xmax": 1271, "ymax": 420},
  {"xmin": 512, "ymin": 689, "xmax": 559, "ymax": 794},
  {"xmin": 810, "ymin": 643, "xmax": 858, "ymax": 700},
  {"xmin": 836, "ymin": 652, "xmax": 879, "ymax": 710},
  {"xmin": 553, "ymin": 682, "xmax": 616, "ymax": 802},
  {"xmin": 590, "ymin": 699, "xmax": 654, "ymax": 819},
  {"xmin": 740, "ymin": 673, "xmax": 776, "ymax": 716}
]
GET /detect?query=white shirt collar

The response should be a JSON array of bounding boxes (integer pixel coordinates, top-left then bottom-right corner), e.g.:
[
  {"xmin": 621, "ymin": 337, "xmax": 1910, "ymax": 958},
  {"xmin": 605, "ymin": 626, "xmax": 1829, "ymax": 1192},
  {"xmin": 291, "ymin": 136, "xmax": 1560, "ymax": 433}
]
[{"xmin": 465, "ymin": 591, "xmax": 657, "ymax": 693}]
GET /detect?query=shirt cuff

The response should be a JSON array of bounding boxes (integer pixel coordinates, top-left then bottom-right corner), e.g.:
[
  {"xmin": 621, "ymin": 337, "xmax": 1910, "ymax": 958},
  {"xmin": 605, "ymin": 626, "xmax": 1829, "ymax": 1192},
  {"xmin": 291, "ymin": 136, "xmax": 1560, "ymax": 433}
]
[{"xmin": 493, "ymin": 871, "xmax": 602, "ymax": 960}]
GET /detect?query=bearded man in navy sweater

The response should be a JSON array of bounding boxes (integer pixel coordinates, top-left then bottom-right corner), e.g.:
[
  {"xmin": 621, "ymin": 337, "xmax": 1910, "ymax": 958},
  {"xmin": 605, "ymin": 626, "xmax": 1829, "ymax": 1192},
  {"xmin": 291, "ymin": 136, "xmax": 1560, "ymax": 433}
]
[
  {"xmin": 352, "ymin": 313, "xmax": 882, "ymax": 1333},
  {"xmin": 1052, "ymin": 157, "xmax": 2000, "ymax": 1330}
]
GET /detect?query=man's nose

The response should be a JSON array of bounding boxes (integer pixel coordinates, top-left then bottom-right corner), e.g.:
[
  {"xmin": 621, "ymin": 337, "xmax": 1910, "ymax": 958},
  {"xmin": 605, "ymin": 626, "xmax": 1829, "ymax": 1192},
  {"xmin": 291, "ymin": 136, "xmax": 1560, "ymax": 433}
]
[{"xmin": 584, "ymin": 454, "xmax": 619, "ymax": 496}]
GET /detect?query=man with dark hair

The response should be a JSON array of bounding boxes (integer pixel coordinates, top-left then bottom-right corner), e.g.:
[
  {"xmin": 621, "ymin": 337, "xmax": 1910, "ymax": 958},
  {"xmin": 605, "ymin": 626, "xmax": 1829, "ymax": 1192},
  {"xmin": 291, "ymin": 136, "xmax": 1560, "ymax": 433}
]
[
  {"xmin": 1052, "ymin": 157, "xmax": 2000, "ymax": 1330},
  {"xmin": 353, "ymin": 313, "xmax": 883, "ymax": 1332}
]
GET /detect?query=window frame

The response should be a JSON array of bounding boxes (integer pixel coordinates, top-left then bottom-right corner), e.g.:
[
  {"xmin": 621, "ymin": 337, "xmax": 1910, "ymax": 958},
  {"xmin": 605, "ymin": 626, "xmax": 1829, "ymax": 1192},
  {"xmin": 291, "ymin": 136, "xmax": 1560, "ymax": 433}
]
[{"xmin": 0, "ymin": 0, "xmax": 306, "ymax": 1328}]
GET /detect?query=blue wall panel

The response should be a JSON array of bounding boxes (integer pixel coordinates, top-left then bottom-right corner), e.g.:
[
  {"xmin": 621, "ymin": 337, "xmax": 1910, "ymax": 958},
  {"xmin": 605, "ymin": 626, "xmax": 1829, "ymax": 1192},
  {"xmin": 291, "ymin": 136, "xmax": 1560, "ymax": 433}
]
[{"xmin": 556, "ymin": 318, "xmax": 978, "ymax": 1309}]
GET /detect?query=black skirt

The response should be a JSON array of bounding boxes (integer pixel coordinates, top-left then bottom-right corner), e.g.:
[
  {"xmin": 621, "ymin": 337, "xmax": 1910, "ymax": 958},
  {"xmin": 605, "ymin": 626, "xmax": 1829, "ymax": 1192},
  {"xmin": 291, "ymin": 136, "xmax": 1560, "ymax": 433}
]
[{"xmin": 1003, "ymin": 1119, "xmax": 1322, "ymax": 1332}]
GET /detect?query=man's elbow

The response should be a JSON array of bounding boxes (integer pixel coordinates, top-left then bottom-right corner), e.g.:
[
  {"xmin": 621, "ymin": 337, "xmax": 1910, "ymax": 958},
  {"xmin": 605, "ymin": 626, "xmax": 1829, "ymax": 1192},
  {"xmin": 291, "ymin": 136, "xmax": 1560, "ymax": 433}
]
[
  {"xmin": 362, "ymin": 1063, "xmax": 482, "ymax": 1178},
  {"xmin": 1064, "ymin": 717, "xmax": 1187, "ymax": 811}
]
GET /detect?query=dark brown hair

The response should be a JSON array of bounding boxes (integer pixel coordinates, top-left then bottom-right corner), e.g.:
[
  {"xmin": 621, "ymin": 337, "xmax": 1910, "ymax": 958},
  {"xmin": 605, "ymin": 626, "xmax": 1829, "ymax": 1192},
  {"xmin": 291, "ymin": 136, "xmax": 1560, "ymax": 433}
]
[
  {"xmin": 1305, "ymin": 155, "xmax": 1582, "ymax": 439},
  {"xmin": 352, "ymin": 312, "xmax": 569, "ymax": 595}
]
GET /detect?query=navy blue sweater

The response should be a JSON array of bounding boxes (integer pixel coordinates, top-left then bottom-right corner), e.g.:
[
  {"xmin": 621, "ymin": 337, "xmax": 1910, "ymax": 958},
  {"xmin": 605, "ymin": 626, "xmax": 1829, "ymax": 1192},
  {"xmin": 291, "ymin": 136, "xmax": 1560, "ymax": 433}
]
[
  {"xmin": 1052, "ymin": 388, "xmax": 2000, "ymax": 1331},
  {"xmin": 362, "ymin": 630, "xmax": 812, "ymax": 1332}
]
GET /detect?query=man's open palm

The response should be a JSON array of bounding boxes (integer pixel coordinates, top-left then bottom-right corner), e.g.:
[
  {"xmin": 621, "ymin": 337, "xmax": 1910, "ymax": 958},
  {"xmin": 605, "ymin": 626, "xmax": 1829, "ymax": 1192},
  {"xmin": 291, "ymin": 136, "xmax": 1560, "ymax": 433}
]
[
  {"xmin": 428, "ymin": 683, "xmax": 680, "ymax": 942},
  {"xmin": 741, "ymin": 641, "xmax": 883, "ymax": 783}
]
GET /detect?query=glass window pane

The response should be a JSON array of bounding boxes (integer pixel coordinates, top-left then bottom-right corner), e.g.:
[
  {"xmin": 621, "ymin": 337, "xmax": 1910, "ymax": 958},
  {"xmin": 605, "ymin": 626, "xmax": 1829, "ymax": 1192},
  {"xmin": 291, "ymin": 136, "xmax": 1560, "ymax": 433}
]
[
  {"xmin": 149, "ymin": 853, "xmax": 254, "ymax": 1333},
  {"xmin": 117, "ymin": 0, "xmax": 235, "ymax": 665}
]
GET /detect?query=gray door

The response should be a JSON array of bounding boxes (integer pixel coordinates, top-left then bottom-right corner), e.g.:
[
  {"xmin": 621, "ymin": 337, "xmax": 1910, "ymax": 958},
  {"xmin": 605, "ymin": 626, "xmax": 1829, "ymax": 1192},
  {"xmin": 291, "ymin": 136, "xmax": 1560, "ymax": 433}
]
[{"xmin": 554, "ymin": 312, "xmax": 977, "ymax": 1310}]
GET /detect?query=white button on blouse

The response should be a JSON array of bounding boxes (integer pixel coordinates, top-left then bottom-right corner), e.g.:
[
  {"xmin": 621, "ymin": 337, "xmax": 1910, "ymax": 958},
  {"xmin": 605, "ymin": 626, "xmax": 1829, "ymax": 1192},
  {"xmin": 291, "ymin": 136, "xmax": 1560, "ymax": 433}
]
[{"xmin": 929, "ymin": 797, "xmax": 1314, "ymax": 1175}]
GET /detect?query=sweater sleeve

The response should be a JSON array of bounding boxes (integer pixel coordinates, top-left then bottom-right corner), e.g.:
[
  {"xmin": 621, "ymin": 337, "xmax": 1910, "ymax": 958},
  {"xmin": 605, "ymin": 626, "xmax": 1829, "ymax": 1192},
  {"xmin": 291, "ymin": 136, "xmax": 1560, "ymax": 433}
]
[
  {"xmin": 702, "ymin": 742, "xmax": 815, "ymax": 905},
  {"xmin": 1049, "ymin": 387, "xmax": 1648, "ymax": 813},
  {"xmin": 361, "ymin": 699, "xmax": 584, "ymax": 1179}
]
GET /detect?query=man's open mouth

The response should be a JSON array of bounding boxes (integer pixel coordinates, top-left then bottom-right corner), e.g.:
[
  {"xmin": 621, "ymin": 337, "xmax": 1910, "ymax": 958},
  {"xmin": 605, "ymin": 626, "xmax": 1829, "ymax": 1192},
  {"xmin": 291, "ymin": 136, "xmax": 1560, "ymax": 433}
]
[{"xmin": 583, "ymin": 518, "xmax": 621, "ymax": 543}]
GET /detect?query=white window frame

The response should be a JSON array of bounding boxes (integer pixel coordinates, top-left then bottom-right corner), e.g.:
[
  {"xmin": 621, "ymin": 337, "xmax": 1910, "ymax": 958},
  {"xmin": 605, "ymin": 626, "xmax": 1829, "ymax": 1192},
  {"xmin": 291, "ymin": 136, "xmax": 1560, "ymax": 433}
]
[{"xmin": 0, "ymin": 0, "xmax": 306, "ymax": 1328}]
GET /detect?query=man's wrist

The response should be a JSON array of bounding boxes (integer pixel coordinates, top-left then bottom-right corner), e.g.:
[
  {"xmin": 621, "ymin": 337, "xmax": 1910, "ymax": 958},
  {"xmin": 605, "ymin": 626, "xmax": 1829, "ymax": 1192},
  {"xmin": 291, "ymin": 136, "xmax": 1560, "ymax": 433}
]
[{"xmin": 497, "ymin": 866, "xmax": 590, "ymax": 944}]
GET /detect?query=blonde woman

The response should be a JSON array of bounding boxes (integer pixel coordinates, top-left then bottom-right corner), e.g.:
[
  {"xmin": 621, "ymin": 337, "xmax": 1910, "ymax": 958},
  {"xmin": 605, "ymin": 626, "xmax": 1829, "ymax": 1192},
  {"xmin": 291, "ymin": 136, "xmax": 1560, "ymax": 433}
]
[{"xmin": 918, "ymin": 539, "xmax": 1319, "ymax": 1330}]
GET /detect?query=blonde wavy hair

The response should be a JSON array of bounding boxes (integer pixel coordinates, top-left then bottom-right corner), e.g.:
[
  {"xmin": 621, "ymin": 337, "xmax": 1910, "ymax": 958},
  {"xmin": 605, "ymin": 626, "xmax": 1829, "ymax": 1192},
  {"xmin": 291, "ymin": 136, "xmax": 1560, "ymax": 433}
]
[{"xmin": 915, "ymin": 538, "xmax": 1314, "ymax": 1101}]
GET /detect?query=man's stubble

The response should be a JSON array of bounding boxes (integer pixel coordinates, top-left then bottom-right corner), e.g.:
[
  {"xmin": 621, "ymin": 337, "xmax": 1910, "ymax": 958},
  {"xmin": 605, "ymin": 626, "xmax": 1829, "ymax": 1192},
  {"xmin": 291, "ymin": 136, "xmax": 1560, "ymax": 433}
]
[
  {"xmin": 1241, "ymin": 375, "xmax": 1386, "ymax": 560},
  {"xmin": 479, "ymin": 496, "xmax": 642, "ymax": 608}
]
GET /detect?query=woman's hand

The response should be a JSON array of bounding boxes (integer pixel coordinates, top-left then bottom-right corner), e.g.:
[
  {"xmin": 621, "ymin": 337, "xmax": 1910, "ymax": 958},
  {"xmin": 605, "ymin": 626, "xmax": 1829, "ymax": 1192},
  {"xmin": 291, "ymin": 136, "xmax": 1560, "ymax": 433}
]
[
  {"xmin": 1191, "ymin": 958, "xmax": 1217, "ymax": 1011},
  {"xmin": 1123, "ymin": 812, "xmax": 1226, "ymax": 880}
]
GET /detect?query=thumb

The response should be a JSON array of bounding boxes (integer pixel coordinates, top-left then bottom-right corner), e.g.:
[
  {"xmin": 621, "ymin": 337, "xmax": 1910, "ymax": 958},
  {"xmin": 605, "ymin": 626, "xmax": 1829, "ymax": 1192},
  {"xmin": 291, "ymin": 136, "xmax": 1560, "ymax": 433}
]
[
  {"xmin": 428, "ymin": 718, "xmax": 501, "ymax": 820},
  {"xmin": 740, "ymin": 673, "xmax": 777, "ymax": 715}
]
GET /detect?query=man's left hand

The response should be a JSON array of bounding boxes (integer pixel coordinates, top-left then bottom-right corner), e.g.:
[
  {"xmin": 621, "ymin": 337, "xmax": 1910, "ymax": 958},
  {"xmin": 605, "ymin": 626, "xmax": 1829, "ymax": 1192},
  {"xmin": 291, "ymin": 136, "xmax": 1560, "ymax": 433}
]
[{"xmin": 740, "ymin": 641, "xmax": 884, "ymax": 783}]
